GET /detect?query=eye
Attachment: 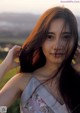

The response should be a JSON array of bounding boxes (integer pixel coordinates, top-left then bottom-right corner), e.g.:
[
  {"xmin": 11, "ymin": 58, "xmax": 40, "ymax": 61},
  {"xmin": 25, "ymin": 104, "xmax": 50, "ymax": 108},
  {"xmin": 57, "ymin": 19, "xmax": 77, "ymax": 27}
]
[
  {"xmin": 47, "ymin": 34, "xmax": 54, "ymax": 40},
  {"xmin": 62, "ymin": 34, "xmax": 71, "ymax": 40}
]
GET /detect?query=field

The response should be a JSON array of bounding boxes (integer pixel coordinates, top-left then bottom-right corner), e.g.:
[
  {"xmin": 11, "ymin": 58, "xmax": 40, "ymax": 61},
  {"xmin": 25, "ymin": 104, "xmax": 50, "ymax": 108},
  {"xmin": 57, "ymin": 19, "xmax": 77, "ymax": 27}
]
[
  {"xmin": 0, "ymin": 37, "xmax": 25, "ymax": 113},
  {"xmin": 0, "ymin": 59, "xmax": 20, "ymax": 113}
]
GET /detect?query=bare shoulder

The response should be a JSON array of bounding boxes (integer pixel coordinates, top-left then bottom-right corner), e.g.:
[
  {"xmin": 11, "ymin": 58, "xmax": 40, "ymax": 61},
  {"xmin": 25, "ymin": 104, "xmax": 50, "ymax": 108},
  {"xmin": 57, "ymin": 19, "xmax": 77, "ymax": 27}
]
[
  {"xmin": 0, "ymin": 73, "xmax": 32, "ymax": 107},
  {"xmin": 4, "ymin": 72, "xmax": 33, "ymax": 92},
  {"xmin": 16, "ymin": 72, "xmax": 33, "ymax": 92}
]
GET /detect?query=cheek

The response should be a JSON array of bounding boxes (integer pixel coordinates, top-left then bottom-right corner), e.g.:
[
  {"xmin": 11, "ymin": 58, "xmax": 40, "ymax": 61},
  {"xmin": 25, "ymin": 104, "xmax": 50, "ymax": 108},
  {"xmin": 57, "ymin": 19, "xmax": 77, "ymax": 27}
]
[
  {"xmin": 42, "ymin": 45, "xmax": 48, "ymax": 56},
  {"xmin": 42, "ymin": 42, "xmax": 50, "ymax": 52},
  {"xmin": 69, "ymin": 39, "xmax": 74, "ymax": 51},
  {"xmin": 42, "ymin": 42, "xmax": 50, "ymax": 57},
  {"xmin": 65, "ymin": 40, "xmax": 74, "ymax": 56}
]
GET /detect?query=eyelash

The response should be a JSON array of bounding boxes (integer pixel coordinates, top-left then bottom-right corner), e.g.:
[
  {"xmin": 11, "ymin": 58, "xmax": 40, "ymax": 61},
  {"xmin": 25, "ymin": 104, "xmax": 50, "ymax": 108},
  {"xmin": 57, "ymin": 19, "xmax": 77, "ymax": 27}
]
[
  {"xmin": 62, "ymin": 35, "xmax": 71, "ymax": 39},
  {"xmin": 47, "ymin": 35, "xmax": 54, "ymax": 39},
  {"xmin": 47, "ymin": 34, "xmax": 71, "ymax": 41}
]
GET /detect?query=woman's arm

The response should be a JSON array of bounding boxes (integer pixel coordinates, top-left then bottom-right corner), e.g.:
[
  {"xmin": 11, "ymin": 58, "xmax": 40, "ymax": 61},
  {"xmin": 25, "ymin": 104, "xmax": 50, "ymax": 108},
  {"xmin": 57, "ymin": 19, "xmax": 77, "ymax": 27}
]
[
  {"xmin": 0, "ymin": 73, "xmax": 22, "ymax": 107},
  {"xmin": 0, "ymin": 45, "xmax": 32, "ymax": 107},
  {"xmin": 72, "ymin": 44, "xmax": 80, "ymax": 72},
  {"xmin": 0, "ymin": 72, "xmax": 32, "ymax": 108},
  {"xmin": 0, "ymin": 45, "xmax": 21, "ymax": 81}
]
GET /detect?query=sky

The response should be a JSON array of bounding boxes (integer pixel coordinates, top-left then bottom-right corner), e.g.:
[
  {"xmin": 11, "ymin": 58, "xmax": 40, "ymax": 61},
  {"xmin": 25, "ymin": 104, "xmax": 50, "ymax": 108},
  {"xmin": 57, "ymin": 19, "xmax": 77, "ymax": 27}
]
[{"xmin": 0, "ymin": 0, "xmax": 80, "ymax": 15}]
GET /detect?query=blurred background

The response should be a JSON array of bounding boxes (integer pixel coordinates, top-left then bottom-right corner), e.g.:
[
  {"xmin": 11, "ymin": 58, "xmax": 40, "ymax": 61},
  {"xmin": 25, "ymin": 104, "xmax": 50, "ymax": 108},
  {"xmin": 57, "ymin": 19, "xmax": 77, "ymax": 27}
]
[{"xmin": 0, "ymin": 0, "xmax": 80, "ymax": 113}]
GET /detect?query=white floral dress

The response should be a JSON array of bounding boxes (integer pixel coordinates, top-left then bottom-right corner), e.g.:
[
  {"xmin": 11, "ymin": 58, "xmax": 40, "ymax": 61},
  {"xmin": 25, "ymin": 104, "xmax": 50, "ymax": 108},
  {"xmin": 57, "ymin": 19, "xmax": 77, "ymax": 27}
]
[{"xmin": 20, "ymin": 77, "xmax": 69, "ymax": 113}]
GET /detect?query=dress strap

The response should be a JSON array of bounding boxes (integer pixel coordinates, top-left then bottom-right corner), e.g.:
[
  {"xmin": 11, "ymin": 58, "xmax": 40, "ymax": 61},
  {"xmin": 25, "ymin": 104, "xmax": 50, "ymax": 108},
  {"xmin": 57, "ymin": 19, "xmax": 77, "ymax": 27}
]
[
  {"xmin": 33, "ymin": 77, "xmax": 68, "ymax": 113},
  {"xmin": 21, "ymin": 77, "xmax": 35, "ymax": 103},
  {"xmin": 21, "ymin": 76, "xmax": 68, "ymax": 113}
]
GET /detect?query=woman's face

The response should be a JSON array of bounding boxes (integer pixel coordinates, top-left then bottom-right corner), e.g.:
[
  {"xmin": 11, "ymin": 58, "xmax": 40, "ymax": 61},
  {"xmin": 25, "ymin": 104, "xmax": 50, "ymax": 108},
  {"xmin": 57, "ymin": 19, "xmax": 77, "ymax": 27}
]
[{"xmin": 42, "ymin": 18, "xmax": 73, "ymax": 65}]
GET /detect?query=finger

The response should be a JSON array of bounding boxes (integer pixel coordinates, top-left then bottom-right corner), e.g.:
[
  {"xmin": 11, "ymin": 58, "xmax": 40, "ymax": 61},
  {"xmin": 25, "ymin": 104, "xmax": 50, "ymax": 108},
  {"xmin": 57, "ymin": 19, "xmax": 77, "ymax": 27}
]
[
  {"xmin": 77, "ymin": 48, "xmax": 80, "ymax": 53},
  {"xmin": 10, "ymin": 45, "xmax": 21, "ymax": 53},
  {"xmin": 10, "ymin": 45, "xmax": 22, "ymax": 58},
  {"xmin": 74, "ymin": 47, "xmax": 80, "ymax": 58},
  {"xmin": 78, "ymin": 43, "xmax": 80, "ymax": 48}
]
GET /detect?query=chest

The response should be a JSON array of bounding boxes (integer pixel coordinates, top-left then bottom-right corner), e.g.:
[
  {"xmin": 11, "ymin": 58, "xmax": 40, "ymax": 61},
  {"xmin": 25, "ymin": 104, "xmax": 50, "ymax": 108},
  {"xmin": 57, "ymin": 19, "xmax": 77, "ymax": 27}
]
[
  {"xmin": 20, "ymin": 77, "xmax": 68, "ymax": 113},
  {"xmin": 44, "ymin": 81, "xmax": 64, "ymax": 105}
]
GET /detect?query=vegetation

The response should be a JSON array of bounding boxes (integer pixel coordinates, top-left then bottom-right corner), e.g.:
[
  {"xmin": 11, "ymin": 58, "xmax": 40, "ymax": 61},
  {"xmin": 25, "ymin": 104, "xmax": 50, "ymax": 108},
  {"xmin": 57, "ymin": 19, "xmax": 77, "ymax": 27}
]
[
  {"xmin": 0, "ymin": 41, "xmax": 23, "ymax": 113},
  {"xmin": 0, "ymin": 59, "xmax": 20, "ymax": 113}
]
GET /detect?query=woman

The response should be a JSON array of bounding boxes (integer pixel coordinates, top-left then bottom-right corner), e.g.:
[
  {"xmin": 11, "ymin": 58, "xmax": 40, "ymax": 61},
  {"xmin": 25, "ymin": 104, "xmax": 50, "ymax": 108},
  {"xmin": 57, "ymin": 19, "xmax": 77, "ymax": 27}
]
[{"xmin": 0, "ymin": 6, "xmax": 80, "ymax": 113}]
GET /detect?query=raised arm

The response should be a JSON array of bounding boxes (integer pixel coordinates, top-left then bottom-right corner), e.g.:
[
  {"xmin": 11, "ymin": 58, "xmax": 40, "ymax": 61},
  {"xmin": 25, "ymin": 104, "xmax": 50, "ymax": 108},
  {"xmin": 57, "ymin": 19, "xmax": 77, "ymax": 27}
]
[
  {"xmin": 0, "ymin": 73, "xmax": 22, "ymax": 107},
  {"xmin": 0, "ymin": 73, "xmax": 32, "ymax": 108},
  {"xmin": 0, "ymin": 45, "xmax": 21, "ymax": 81},
  {"xmin": 0, "ymin": 45, "xmax": 32, "ymax": 107},
  {"xmin": 72, "ymin": 44, "xmax": 80, "ymax": 72}
]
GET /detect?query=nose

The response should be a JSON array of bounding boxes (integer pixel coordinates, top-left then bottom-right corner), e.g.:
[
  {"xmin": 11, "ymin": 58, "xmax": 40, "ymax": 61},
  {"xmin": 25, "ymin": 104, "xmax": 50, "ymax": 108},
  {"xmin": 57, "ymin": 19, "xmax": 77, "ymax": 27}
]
[{"xmin": 54, "ymin": 39, "xmax": 62, "ymax": 51}]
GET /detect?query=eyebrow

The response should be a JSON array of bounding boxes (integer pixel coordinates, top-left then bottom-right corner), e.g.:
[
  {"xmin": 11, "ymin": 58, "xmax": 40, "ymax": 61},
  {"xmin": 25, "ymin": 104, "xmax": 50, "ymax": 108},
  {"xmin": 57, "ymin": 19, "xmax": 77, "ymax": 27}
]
[
  {"xmin": 47, "ymin": 32, "xmax": 71, "ymax": 35},
  {"xmin": 62, "ymin": 32, "xmax": 71, "ymax": 35},
  {"xmin": 47, "ymin": 32, "xmax": 55, "ymax": 35}
]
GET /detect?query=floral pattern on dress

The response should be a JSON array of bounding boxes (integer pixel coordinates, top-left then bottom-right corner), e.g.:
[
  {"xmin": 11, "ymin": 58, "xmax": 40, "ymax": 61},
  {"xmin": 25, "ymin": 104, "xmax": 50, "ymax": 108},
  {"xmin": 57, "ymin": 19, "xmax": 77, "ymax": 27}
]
[{"xmin": 22, "ymin": 92, "xmax": 54, "ymax": 113}]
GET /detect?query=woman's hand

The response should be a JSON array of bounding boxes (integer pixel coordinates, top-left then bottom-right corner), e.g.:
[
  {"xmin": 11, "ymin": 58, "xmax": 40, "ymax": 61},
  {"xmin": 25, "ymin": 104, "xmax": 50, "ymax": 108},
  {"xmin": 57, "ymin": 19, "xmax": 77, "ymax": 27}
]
[
  {"xmin": 3, "ymin": 45, "xmax": 21, "ymax": 70},
  {"xmin": 72, "ymin": 44, "xmax": 80, "ymax": 72},
  {"xmin": 2, "ymin": 45, "xmax": 21, "ymax": 70},
  {"xmin": 0, "ymin": 45, "xmax": 21, "ymax": 80}
]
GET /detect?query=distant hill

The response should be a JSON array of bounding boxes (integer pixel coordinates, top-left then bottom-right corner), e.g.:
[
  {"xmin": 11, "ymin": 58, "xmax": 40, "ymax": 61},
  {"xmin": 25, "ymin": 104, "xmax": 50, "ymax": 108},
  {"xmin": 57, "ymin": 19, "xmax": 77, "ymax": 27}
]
[
  {"xmin": 0, "ymin": 13, "xmax": 80, "ymax": 43},
  {"xmin": 0, "ymin": 13, "xmax": 40, "ymax": 31},
  {"xmin": 0, "ymin": 13, "xmax": 40, "ymax": 43}
]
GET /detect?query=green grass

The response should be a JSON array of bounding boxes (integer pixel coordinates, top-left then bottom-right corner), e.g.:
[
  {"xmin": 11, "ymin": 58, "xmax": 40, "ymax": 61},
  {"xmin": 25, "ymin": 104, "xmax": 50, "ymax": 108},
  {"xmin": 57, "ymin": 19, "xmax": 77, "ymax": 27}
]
[
  {"xmin": 0, "ymin": 68, "xmax": 19, "ymax": 88},
  {"xmin": 0, "ymin": 59, "xmax": 20, "ymax": 113}
]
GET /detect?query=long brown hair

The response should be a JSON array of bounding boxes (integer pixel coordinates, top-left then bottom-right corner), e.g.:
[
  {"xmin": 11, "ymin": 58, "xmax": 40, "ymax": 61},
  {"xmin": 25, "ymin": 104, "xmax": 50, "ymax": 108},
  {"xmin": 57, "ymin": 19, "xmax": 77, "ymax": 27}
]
[{"xmin": 19, "ymin": 7, "xmax": 80, "ymax": 112}]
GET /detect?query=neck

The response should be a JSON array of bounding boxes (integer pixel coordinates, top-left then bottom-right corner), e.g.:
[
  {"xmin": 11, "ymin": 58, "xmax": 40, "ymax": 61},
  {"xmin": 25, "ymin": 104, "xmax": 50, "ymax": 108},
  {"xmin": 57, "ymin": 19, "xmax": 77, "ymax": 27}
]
[
  {"xmin": 33, "ymin": 61, "xmax": 62, "ymax": 80},
  {"xmin": 44, "ymin": 61, "xmax": 61, "ymax": 74},
  {"xmin": 36, "ymin": 62, "xmax": 61, "ymax": 79}
]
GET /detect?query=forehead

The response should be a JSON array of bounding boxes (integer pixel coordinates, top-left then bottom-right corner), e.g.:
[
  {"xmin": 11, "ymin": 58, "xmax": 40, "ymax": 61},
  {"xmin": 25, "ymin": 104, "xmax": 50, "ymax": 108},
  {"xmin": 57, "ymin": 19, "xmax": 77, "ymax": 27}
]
[{"xmin": 48, "ymin": 18, "xmax": 70, "ymax": 33}]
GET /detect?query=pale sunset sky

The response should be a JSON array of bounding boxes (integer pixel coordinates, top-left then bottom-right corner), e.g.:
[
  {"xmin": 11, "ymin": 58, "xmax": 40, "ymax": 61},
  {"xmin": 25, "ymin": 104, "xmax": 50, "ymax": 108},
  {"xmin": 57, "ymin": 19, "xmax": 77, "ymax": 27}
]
[{"xmin": 0, "ymin": 0, "xmax": 80, "ymax": 15}]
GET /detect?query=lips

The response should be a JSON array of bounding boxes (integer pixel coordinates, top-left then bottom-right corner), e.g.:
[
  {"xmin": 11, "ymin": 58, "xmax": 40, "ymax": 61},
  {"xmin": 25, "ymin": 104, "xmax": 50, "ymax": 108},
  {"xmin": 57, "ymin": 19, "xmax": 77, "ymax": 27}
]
[{"xmin": 50, "ymin": 52, "xmax": 64, "ymax": 57}]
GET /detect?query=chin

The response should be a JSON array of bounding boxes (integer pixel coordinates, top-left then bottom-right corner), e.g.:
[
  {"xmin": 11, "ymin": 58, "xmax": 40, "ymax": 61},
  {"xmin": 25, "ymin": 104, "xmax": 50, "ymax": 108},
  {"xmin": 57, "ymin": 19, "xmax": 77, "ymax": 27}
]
[{"xmin": 51, "ymin": 58, "xmax": 64, "ymax": 64}]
